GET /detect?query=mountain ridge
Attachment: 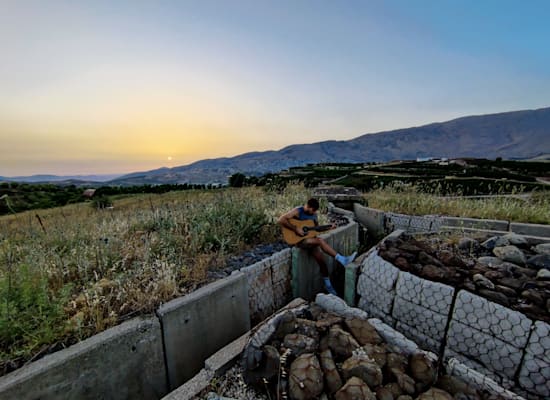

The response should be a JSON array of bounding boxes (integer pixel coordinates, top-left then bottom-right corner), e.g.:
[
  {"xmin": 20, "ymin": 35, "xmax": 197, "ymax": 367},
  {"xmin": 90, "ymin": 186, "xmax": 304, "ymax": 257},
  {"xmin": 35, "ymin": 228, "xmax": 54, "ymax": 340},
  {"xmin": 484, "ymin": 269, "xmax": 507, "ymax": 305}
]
[
  {"xmin": 110, "ymin": 106, "xmax": 549, "ymax": 184},
  {"xmin": 3, "ymin": 107, "xmax": 549, "ymax": 185}
]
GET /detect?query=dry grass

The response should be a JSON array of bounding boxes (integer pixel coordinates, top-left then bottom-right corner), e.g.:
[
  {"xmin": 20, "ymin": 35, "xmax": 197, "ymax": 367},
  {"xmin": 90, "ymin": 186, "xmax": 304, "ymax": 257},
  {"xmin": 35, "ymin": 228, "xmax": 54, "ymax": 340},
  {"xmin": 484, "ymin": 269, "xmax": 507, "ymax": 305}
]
[
  {"xmin": 0, "ymin": 185, "xmax": 313, "ymax": 371},
  {"xmin": 366, "ymin": 185, "xmax": 550, "ymax": 224}
]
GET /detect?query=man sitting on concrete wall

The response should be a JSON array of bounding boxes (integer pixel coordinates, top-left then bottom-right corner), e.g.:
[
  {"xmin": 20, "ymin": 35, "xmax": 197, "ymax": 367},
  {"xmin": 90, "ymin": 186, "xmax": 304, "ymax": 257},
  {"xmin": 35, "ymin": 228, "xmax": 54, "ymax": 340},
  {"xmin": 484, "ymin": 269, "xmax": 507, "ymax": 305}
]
[{"xmin": 278, "ymin": 198, "xmax": 357, "ymax": 295}]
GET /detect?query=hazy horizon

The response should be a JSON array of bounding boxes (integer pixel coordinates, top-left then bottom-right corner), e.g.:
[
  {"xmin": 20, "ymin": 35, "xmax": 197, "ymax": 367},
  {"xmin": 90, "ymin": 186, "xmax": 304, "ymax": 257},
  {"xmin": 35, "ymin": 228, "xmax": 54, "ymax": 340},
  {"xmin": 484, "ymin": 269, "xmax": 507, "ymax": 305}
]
[{"xmin": 2, "ymin": 0, "xmax": 549, "ymax": 176}]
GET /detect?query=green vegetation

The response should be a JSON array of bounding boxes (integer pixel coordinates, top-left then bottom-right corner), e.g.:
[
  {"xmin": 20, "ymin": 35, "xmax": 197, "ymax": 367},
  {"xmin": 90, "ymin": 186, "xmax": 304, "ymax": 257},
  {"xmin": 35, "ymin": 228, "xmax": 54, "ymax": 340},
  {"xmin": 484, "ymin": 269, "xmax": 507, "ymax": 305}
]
[
  {"xmin": 0, "ymin": 185, "xmax": 316, "ymax": 374},
  {"xmin": 0, "ymin": 182, "xmax": 220, "ymax": 216},
  {"xmin": 263, "ymin": 158, "xmax": 549, "ymax": 195},
  {"xmin": 366, "ymin": 184, "xmax": 550, "ymax": 224}
]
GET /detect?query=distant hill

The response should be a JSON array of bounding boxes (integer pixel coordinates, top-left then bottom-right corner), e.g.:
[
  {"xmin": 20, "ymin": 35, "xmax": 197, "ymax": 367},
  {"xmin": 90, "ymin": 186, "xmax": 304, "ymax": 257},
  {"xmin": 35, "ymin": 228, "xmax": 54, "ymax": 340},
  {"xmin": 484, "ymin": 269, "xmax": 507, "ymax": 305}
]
[
  {"xmin": 5, "ymin": 107, "xmax": 549, "ymax": 186},
  {"xmin": 109, "ymin": 107, "xmax": 550, "ymax": 185},
  {"xmin": 0, "ymin": 174, "xmax": 123, "ymax": 185}
]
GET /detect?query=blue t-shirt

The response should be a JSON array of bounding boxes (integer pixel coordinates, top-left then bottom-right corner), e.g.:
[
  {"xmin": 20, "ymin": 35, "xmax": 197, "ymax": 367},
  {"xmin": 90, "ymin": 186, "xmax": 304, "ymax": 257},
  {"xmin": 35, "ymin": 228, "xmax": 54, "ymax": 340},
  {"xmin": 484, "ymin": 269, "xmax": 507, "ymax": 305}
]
[{"xmin": 296, "ymin": 206, "xmax": 318, "ymax": 222}]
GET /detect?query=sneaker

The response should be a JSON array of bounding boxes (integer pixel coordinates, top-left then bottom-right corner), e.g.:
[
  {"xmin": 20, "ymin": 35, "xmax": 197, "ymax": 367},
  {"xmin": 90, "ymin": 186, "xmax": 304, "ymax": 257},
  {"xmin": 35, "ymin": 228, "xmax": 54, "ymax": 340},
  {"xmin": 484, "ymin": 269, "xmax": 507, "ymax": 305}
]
[
  {"xmin": 323, "ymin": 277, "xmax": 337, "ymax": 296},
  {"xmin": 335, "ymin": 251, "xmax": 357, "ymax": 266}
]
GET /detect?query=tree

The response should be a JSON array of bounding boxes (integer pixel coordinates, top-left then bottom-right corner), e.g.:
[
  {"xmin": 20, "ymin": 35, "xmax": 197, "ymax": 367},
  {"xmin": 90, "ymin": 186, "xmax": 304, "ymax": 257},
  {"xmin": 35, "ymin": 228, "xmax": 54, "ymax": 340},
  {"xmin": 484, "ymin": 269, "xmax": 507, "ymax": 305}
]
[{"xmin": 229, "ymin": 173, "xmax": 246, "ymax": 187}]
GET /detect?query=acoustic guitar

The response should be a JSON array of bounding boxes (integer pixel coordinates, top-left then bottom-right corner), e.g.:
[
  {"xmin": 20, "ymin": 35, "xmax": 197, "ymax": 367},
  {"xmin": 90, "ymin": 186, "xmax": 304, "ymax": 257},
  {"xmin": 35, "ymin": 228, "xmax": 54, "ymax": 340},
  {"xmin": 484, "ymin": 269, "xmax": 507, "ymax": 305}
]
[{"xmin": 281, "ymin": 219, "xmax": 333, "ymax": 245}]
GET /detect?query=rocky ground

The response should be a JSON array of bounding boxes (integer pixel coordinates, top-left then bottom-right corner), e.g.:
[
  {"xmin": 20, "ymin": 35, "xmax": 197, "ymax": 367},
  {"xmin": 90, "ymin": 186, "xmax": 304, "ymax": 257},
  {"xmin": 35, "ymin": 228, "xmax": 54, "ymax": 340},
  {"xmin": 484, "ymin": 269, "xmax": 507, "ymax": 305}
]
[
  {"xmin": 197, "ymin": 300, "xmax": 506, "ymax": 400},
  {"xmin": 377, "ymin": 232, "xmax": 550, "ymax": 322}
]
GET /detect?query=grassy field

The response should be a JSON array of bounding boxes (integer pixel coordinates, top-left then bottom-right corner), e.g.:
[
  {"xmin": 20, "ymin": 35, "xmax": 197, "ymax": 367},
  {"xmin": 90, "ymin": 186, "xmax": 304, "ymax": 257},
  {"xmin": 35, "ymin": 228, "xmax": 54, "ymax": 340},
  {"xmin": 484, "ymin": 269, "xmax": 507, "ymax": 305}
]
[
  {"xmin": 367, "ymin": 185, "xmax": 550, "ymax": 224},
  {"xmin": 0, "ymin": 185, "xmax": 314, "ymax": 374},
  {"xmin": 1, "ymin": 182, "xmax": 549, "ymax": 375}
]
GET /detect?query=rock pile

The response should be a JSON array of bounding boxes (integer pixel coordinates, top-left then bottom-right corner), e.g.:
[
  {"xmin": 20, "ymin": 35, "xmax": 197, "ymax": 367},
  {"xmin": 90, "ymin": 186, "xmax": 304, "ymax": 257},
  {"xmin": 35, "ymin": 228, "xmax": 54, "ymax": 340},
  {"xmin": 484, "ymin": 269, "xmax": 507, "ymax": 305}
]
[
  {"xmin": 237, "ymin": 301, "xmax": 495, "ymax": 400},
  {"xmin": 378, "ymin": 232, "xmax": 550, "ymax": 322}
]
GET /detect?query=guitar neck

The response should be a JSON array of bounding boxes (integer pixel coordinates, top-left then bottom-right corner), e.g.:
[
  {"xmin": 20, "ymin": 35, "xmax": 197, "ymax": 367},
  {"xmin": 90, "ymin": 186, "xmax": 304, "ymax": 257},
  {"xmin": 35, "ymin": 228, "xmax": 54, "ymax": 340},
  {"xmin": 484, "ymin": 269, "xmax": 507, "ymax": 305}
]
[{"xmin": 306, "ymin": 224, "xmax": 333, "ymax": 232}]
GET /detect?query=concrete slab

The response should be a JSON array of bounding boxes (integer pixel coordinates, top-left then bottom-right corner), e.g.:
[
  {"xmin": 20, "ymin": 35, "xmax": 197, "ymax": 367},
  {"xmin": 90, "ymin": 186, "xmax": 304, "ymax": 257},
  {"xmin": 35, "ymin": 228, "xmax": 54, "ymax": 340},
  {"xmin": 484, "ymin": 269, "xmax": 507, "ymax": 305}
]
[
  {"xmin": 395, "ymin": 321, "xmax": 441, "ymax": 354},
  {"xmin": 525, "ymin": 321, "xmax": 550, "ymax": 364},
  {"xmin": 357, "ymin": 273, "xmax": 395, "ymax": 314},
  {"xmin": 392, "ymin": 297, "xmax": 448, "ymax": 344},
  {"xmin": 241, "ymin": 260, "xmax": 275, "ymax": 322},
  {"xmin": 510, "ymin": 222, "xmax": 550, "ymax": 238},
  {"xmin": 157, "ymin": 272, "xmax": 250, "ymax": 390},
  {"xmin": 518, "ymin": 351, "xmax": 550, "ymax": 398},
  {"xmin": 359, "ymin": 250, "xmax": 399, "ymax": 291},
  {"xmin": 0, "ymin": 317, "xmax": 167, "ymax": 400},
  {"xmin": 385, "ymin": 212, "xmax": 411, "ymax": 232},
  {"xmin": 446, "ymin": 320, "xmax": 522, "ymax": 380},
  {"xmin": 292, "ymin": 247, "xmax": 323, "ymax": 301},
  {"xmin": 161, "ymin": 369, "xmax": 213, "ymax": 400},
  {"xmin": 353, "ymin": 204, "xmax": 385, "ymax": 239},
  {"xmin": 344, "ymin": 262, "xmax": 359, "ymax": 307},
  {"xmin": 440, "ymin": 216, "xmax": 509, "ymax": 231},
  {"xmin": 453, "ymin": 290, "xmax": 532, "ymax": 348},
  {"xmin": 445, "ymin": 357, "xmax": 523, "ymax": 399}
]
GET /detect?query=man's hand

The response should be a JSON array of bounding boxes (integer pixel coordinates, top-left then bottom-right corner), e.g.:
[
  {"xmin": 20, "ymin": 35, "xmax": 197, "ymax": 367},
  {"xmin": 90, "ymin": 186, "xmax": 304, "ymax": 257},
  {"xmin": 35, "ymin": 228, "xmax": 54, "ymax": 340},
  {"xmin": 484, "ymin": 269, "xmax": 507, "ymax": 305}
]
[{"xmin": 295, "ymin": 226, "xmax": 305, "ymax": 237}]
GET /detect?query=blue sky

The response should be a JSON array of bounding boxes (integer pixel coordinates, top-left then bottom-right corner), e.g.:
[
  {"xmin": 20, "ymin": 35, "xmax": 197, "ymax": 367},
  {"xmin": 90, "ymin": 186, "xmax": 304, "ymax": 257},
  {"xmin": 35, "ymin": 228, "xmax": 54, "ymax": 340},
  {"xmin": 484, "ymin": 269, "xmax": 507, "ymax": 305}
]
[{"xmin": 1, "ymin": 0, "xmax": 549, "ymax": 175}]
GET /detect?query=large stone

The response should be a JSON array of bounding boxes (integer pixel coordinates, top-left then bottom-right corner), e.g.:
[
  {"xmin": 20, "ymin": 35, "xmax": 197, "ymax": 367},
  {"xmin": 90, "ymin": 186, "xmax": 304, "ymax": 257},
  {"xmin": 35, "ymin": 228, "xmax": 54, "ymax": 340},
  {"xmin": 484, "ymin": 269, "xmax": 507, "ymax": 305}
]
[
  {"xmin": 284, "ymin": 334, "xmax": 318, "ymax": 357},
  {"xmin": 438, "ymin": 250, "xmax": 468, "ymax": 268},
  {"xmin": 534, "ymin": 243, "xmax": 550, "ymax": 256},
  {"xmin": 389, "ymin": 368, "xmax": 415, "ymax": 395},
  {"xmin": 341, "ymin": 354, "xmax": 383, "ymax": 389},
  {"xmin": 483, "ymin": 270, "xmax": 506, "ymax": 280},
  {"xmin": 502, "ymin": 233, "xmax": 529, "ymax": 247},
  {"xmin": 496, "ymin": 277, "xmax": 523, "ymax": 291},
  {"xmin": 481, "ymin": 237, "xmax": 499, "ymax": 250},
  {"xmin": 477, "ymin": 289, "xmax": 511, "ymax": 307},
  {"xmin": 537, "ymin": 268, "xmax": 550, "ymax": 280},
  {"xmin": 335, "ymin": 377, "xmax": 376, "ymax": 400},
  {"xmin": 418, "ymin": 252, "xmax": 444, "ymax": 268},
  {"xmin": 319, "ymin": 349, "xmax": 343, "ymax": 394},
  {"xmin": 458, "ymin": 237, "xmax": 479, "ymax": 252},
  {"xmin": 376, "ymin": 386, "xmax": 394, "ymax": 400},
  {"xmin": 494, "ymin": 285, "xmax": 517, "ymax": 298},
  {"xmin": 528, "ymin": 254, "xmax": 550, "ymax": 270},
  {"xmin": 476, "ymin": 256, "xmax": 503, "ymax": 268},
  {"xmin": 436, "ymin": 375, "xmax": 478, "ymax": 397},
  {"xmin": 421, "ymin": 265, "xmax": 447, "ymax": 281},
  {"xmin": 506, "ymin": 264, "xmax": 537, "ymax": 278},
  {"xmin": 289, "ymin": 353, "xmax": 324, "ymax": 400},
  {"xmin": 521, "ymin": 289, "xmax": 546, "ymax": 307},
  {"xmin": 409, "ymin": 353, "xmax": 438, "ymax": 388},
  {"xmin": 344, "ymin": 318, "xmax": 383, "ymax": 346},
  {"xmin": 386, "ymin": 352, "xmax": 408, "ymax": 372},
  {"xmin": 473, "ymin": 274, "xmax": 495, "ymax": 290},
  {"xmin": 493, "ymin": 245, "xmax": 526, "ymax": 266},
  {"xmin": 362, "ymin": 343, "xmax": 388, "ymax": 368},
  {"xmin": 417, "ymin": 388, "xmax": 453, "ymax": 400},
  {"xmin": 328, "ymin": 325, "xmax": 360, "ymax": 359}
]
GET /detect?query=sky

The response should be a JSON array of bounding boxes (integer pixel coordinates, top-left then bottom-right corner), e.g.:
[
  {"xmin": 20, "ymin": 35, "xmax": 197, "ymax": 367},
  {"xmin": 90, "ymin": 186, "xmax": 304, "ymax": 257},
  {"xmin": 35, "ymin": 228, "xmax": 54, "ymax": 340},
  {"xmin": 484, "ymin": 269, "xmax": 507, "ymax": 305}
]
[{"xmin": 1, "ymin": 0, "xmax": 549, "ymax": 176}]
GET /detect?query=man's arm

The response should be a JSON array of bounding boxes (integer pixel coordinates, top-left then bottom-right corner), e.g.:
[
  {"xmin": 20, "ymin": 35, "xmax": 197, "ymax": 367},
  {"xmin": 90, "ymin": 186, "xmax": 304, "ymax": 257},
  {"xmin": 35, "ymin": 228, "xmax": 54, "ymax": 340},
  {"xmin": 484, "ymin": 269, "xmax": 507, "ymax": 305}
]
[{"xmin": 277, "ymin": 208, "xmax": 304, "ymax": 236}]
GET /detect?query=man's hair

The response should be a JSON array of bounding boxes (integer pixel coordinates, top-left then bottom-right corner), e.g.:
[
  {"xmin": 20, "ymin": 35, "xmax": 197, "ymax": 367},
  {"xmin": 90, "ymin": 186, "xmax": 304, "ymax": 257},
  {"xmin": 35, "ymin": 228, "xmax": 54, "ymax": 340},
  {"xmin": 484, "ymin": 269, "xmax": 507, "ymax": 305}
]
[{"xmin": 307, "ymin": 198, "xmax": 320, "ymax": 210}]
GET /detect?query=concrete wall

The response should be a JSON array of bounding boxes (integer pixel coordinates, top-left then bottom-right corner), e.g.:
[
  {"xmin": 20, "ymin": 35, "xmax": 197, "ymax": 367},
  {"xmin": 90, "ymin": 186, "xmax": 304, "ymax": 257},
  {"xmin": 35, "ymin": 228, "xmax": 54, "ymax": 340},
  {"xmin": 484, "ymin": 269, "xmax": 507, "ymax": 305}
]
[
  {"xmin": 353, "ymin": 203, "xmax": 550, "ymax": 240},
  {"xmin": 353, "ymin": 230, "xmax": 549, "ymax": 398},
  {"xmin": 510, "ymin": 222, "xmax": 550, "ymax": 238},
  {"xmin": 0, "ymin": 219, "xmax": 358, "ymax": 400},
  {"xmin": 241, "ymin": 248, "xmax": 292, "ymax": 323},
  {"xmin": 0, "ymin": 317, "xmax": 167, "ymax": 400},
  {"xmin": 353, "ymin": 204, "xmax": 385, "ymax": 239},
  {"xmin": 157, "ymin": 272, "xmax": 250, "ymax": 390},
  {"xmin": 291, "ymin": 221, "xmax": 359, "ymax": 301}
]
